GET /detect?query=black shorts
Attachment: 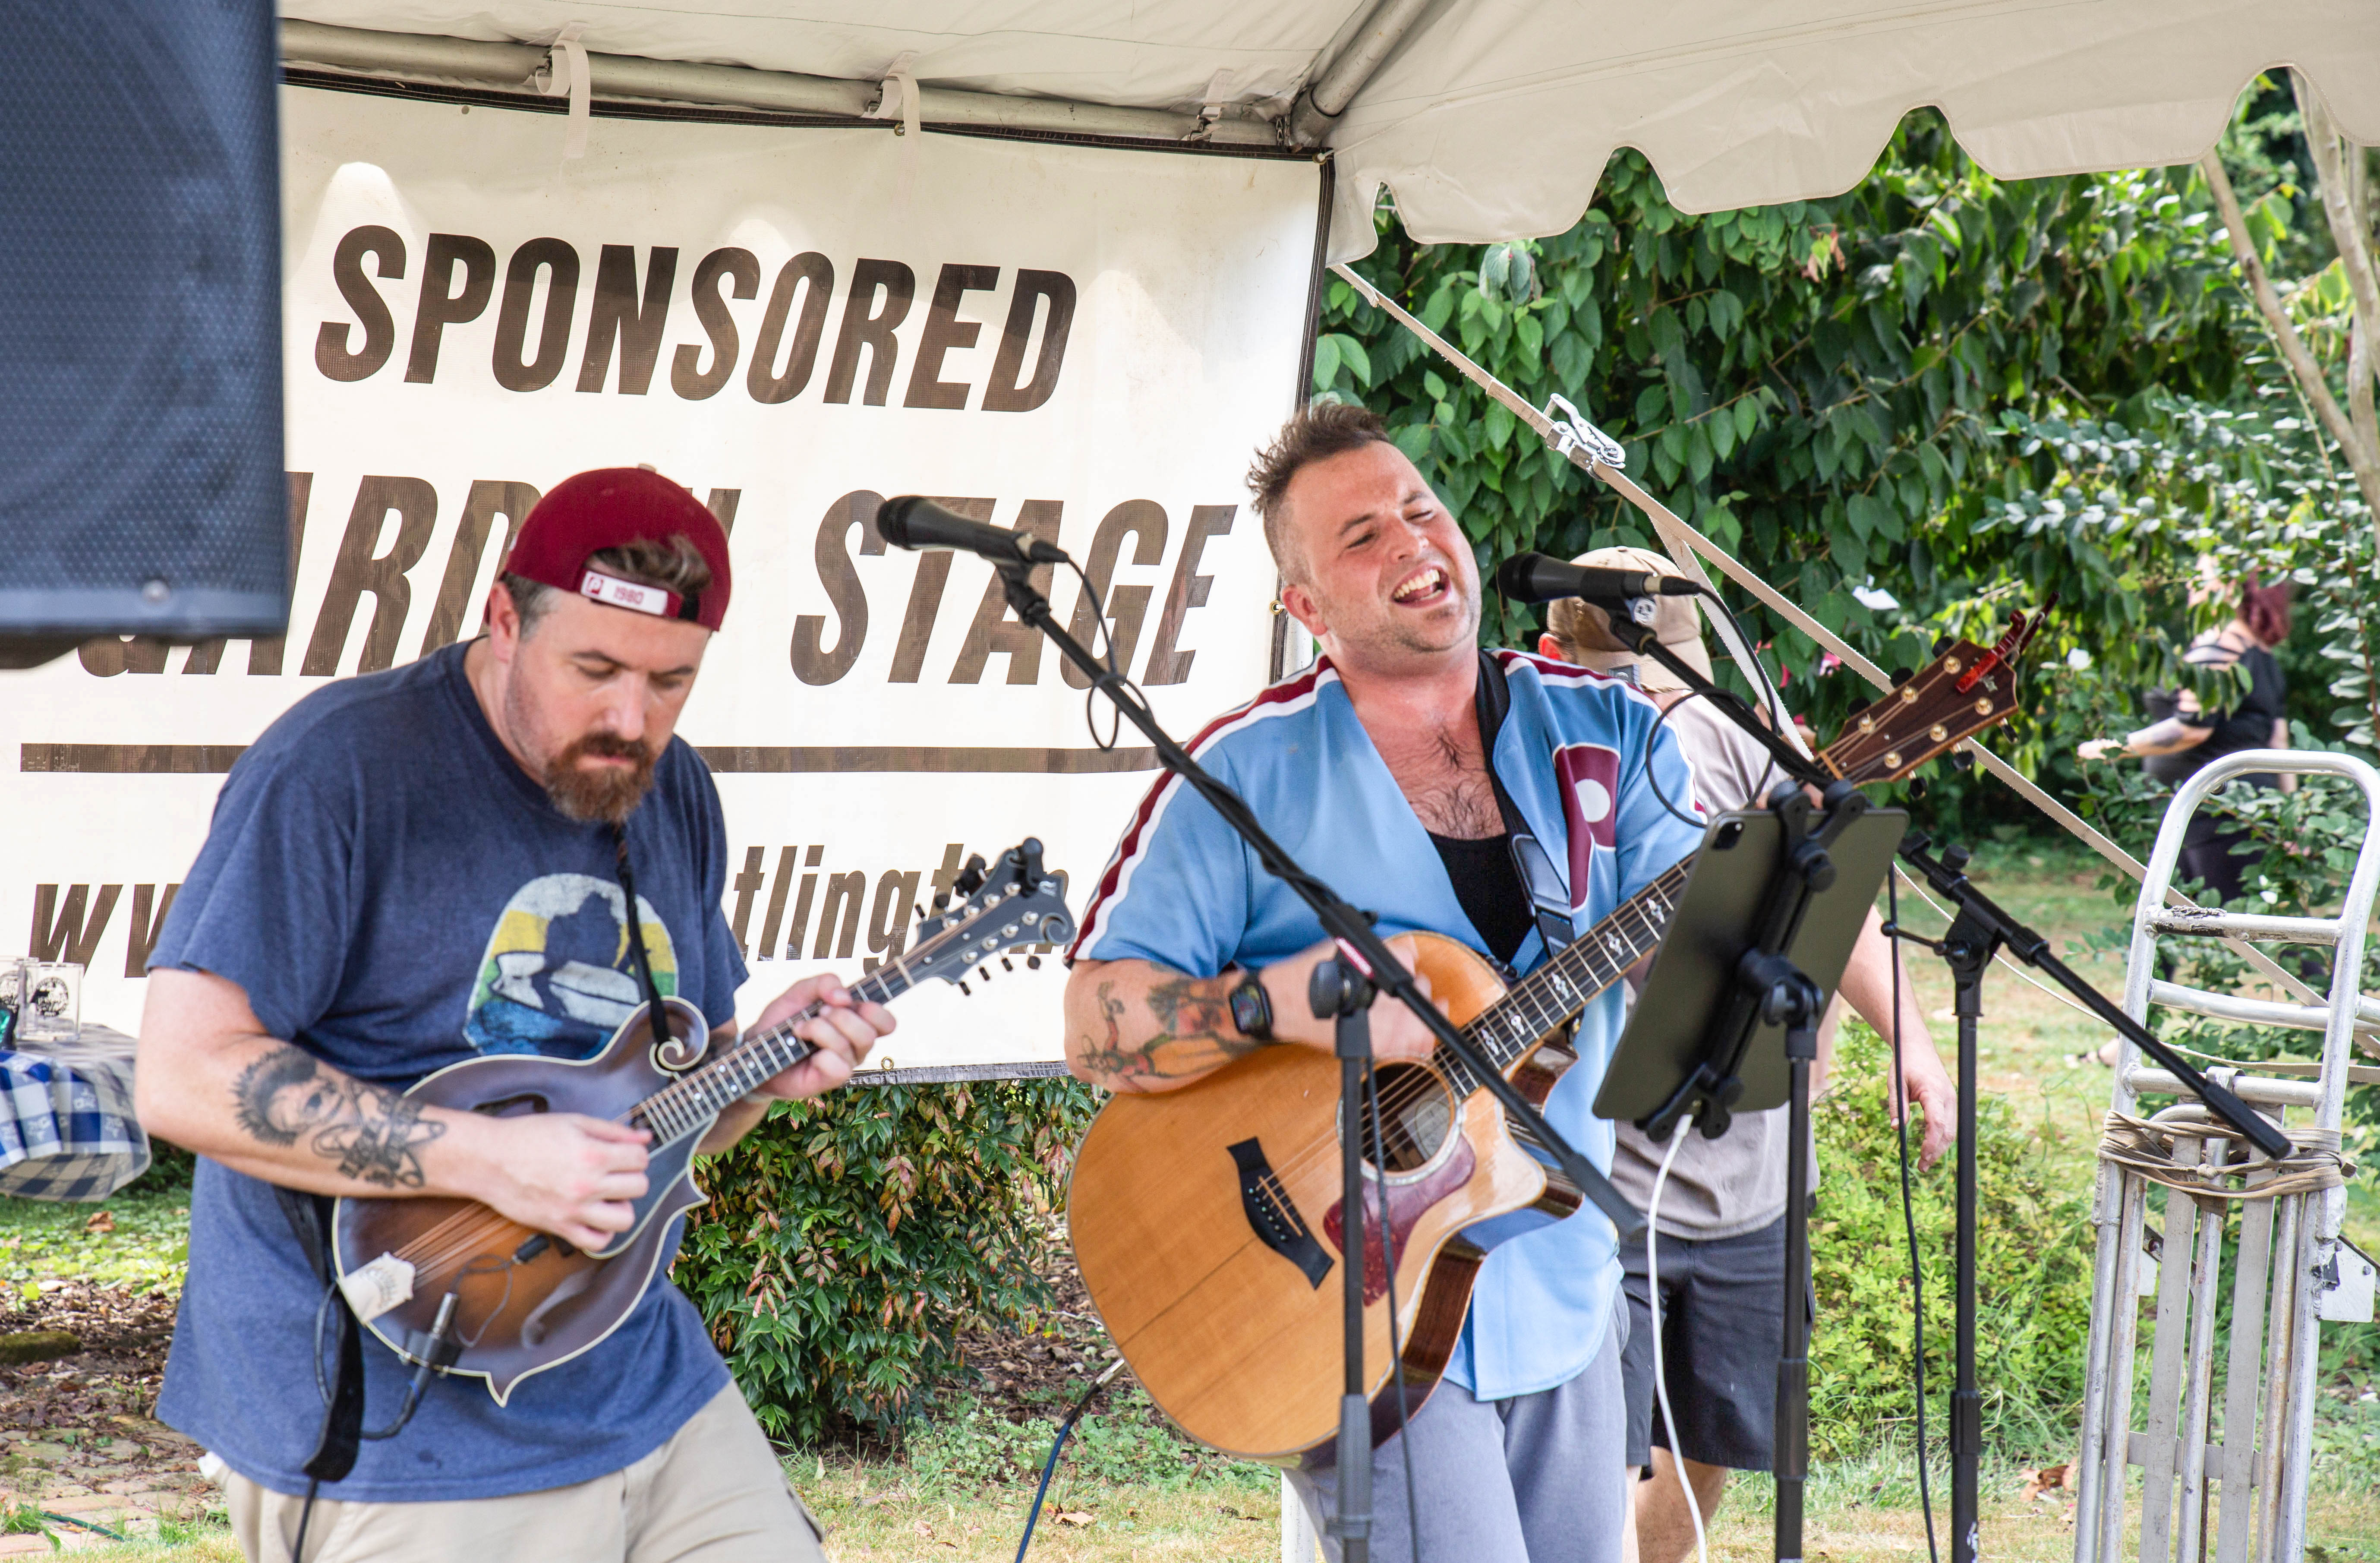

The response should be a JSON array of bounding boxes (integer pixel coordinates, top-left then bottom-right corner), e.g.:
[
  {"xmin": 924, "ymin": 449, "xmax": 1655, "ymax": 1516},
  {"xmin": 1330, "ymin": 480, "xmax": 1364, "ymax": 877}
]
[{"xmin": 1619, "ymin": 1212, "xmax": 1796, "ymax": 1472}]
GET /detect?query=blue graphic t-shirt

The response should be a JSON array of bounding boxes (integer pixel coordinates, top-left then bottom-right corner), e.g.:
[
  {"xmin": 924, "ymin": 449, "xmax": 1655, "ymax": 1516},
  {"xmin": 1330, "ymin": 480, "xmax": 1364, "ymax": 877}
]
[
  {"xmin": 1070, "ymin": 650, "xmax": 1705, "ymax": 1402},
  {"xmin": 147, "ymin": 641, "xmax": 748, "ymax": 1502}
]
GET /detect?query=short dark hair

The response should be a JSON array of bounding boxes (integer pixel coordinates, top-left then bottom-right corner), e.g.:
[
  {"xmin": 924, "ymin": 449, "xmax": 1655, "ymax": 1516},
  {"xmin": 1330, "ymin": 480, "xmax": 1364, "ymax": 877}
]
[
  {"xmin": 1246, "ymin": 401, "xmax": 1392, "ymax": 582},
  {"xmin": 503, "ymin": 534, "xmax": 716, "ymax": 637}
]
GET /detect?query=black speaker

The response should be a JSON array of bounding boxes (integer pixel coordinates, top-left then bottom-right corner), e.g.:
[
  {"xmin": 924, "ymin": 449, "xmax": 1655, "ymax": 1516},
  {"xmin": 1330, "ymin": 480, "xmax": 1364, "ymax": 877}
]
[{"xmin": 0, "ymin": 2, "xmax": 285, "ymax": 659}]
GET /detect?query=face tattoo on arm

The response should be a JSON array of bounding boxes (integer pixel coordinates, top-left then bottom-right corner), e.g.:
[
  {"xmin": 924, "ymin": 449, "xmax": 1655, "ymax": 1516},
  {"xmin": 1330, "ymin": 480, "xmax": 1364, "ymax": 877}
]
[
  {"xmin": 231, "ymin": 1044, "xmax": 448, "ymax": 1190},
  {"xmin": 1079, "ymin": 973, "xmax": 1269, "ymax": 1087}
]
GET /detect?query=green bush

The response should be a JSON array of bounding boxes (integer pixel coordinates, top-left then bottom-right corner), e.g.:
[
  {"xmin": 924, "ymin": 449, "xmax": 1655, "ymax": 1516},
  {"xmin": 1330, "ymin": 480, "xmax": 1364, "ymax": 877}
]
[
  {"xmin": 674, "ymin": 1077, "xmax": 1098, "ymax": 1443},
  {"xmin": 1808, "ymin": 1020, "xmax": 2095, "ymax": 1457}
]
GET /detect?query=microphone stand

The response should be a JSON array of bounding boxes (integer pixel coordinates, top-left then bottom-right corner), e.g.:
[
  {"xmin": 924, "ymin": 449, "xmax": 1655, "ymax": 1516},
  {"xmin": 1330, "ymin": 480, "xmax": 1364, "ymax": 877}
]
[
  {"xmin": 975, "ymin": 549, "xmax": 1654, "ymax": 1552},
  {"xmin": 1581, "ymin": 594, "xmax": 2292, "ymax": 1563}
]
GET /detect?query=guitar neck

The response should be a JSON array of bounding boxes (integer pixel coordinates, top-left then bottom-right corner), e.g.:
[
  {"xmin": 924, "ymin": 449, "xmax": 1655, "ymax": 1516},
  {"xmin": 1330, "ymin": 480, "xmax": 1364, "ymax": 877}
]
[
  {"xmin": 1436, "ymin": 858, "xmax": 1690, "ymax": 1095},
  {"xmin": 630, "ymin": 963, "xmax": 911, "ymax": 1143}
]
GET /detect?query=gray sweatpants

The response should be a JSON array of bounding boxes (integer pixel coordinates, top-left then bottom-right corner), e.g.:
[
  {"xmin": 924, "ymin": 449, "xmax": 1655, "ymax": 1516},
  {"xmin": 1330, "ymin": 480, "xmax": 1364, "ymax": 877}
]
[{"xmin": 1286, "ymin": 1312, "xmax": 1627, "ymax": 1563}]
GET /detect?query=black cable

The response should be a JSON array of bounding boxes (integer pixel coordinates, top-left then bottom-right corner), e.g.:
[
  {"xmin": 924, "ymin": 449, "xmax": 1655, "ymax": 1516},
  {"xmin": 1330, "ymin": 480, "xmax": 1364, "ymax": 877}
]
[
  {"xmin": 1887, "ymin": 870, "xmax": 1941, "ymax": 1563},
  {"xmin": 1014, "ymin": 1360, "xmax": 1124, "ymax": 1561},
  {"xmin": 290, "ymin": 1478, "xmax": 321, "ymax": 1563},
  {"xmin": 1064, "ymin": 557, "xmax": 1125, "ymax": 752},
  {"xmin": 1364, "ymin": 1059, "xmax": 1425, "ymax": 1563}
]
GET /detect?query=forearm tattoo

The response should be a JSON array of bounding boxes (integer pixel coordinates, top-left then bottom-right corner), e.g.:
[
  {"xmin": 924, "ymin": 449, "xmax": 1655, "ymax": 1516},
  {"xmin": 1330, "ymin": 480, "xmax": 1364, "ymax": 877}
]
[
  {"xmin": 231, "ymin": 1044, "xmax": 445, "ymax": 1189},
  {"xmin": 1075, "ymin": 974, "xmax": 1268, "ymax": 1086}
]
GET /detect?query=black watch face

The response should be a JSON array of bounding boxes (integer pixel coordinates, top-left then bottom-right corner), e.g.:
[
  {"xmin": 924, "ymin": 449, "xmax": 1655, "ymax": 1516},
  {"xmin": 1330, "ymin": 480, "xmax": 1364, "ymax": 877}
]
[{"xmin": 1230, "ymin": 978, "xmax": 1269, "ymax": 1039}]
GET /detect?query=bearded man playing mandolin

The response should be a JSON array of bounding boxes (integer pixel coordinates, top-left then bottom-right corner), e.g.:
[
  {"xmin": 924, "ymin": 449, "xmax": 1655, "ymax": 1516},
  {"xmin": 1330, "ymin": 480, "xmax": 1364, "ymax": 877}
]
[
  {"xmin": 136, "ymin": 469, "xmax": 892, "ymax": 1563},
  {"xmin": 1064, "ymin": 403, "xmax": 1709, "ymax": 1563}
]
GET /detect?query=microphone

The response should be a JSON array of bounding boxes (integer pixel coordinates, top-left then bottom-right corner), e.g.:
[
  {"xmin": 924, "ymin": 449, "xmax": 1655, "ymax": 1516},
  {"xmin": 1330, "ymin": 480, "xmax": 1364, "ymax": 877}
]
[
  {"xmin": 876, "ymin": 496, "xmax": 1068, "ymax": 566},
  {"xmin": 1492, "ymin": 552, "xmax": 1701, "ymax": 603}
]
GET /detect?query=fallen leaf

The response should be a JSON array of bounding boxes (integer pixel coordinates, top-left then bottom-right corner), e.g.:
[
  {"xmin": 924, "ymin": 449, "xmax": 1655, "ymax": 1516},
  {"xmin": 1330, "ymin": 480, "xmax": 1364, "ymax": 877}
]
[
  {"xmin": 911, "ymin": 1519, "xmax": 933, "ymax": 1538},
  {"xmin": 1056, "ymin": 1510, "xmax": 1095, "ymax": 1527},
  {"xmin": 82, "ymin": 1212, "xmax": 115, "ymax": 1235}
]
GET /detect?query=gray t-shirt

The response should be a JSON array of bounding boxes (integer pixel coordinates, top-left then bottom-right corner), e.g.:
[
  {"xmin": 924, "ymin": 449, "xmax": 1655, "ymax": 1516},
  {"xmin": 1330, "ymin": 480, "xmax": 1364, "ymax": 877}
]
[{"xmin": 1606, "ymin": 696, "xmax": 1831, "ymax": 1240}]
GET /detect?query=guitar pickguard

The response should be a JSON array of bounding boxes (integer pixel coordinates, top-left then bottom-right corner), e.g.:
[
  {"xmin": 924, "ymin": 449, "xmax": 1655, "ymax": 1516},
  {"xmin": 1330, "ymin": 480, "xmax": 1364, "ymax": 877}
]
[{"xmin": 1323, "ymin": 1138, "xmax": 1478, "ymax": 1305}]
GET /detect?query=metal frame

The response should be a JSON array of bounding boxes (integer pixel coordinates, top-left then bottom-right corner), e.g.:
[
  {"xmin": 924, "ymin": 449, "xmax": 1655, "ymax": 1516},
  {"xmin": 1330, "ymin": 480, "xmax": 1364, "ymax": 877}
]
[{"xmin": 2074, "ymin": 748, "xmax": 2380, "ymax": 1563}]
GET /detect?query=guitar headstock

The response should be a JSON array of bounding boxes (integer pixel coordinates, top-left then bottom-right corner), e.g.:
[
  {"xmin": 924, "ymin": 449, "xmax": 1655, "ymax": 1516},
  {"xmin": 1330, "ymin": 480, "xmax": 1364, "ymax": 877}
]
[
  {"xmin": 906, "ymin": 839, "xmax": 1075, "ymax": 992},
  {"xmin": 1819, "ymin": 606, "xmax": 2046, "ymax": 785}
]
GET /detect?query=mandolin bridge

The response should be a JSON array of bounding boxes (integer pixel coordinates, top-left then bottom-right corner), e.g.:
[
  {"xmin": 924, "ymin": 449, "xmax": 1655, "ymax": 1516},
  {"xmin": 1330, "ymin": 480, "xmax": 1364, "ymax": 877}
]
[{"xmin": 1227, "ymin": 1138, "xmax": 1332, "ymax": 1290}]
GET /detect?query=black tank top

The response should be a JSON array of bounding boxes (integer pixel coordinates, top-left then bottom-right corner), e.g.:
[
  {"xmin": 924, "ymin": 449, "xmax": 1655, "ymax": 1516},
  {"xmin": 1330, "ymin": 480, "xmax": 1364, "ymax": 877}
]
[
  {"xmin": 2143, "ymin": 637, "xmax": 2286, "ymax": 789},
  {"xmin": 1428, "ymin": 831, "xmax": 1533, "ymax": 966}
]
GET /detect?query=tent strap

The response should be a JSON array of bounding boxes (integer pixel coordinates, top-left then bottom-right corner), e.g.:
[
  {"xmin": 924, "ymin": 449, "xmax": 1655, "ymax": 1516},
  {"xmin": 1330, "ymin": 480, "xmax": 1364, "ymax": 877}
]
[{"xmin": 1331, "ymin": 261, "xmax": 2361, "ymax": 1026}]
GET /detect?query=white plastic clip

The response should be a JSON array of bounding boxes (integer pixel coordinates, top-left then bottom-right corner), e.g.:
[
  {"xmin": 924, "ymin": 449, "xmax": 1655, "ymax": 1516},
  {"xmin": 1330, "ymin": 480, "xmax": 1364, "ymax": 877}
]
[
  {"xmin": 1544, "ymin": 394, "xmax": 1625, "ymax": 470},
  {"xmin": 870, "ymin": 51, "xmax": 922, "ymax": 139},
  {"xmin": 1191, "ymin": 69, "xmax": 1236, "ymax": 142},
  {"xmin": 535, "ymin": 23, "xmax": 592, "ymax": 161}
]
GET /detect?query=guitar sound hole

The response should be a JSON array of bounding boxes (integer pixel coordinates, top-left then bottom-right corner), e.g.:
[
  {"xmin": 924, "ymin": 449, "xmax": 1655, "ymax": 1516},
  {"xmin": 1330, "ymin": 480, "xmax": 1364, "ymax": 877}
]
[{"xmin": 1363, "ymin": 1063, "xmax": 1454, "ymax": 1174}]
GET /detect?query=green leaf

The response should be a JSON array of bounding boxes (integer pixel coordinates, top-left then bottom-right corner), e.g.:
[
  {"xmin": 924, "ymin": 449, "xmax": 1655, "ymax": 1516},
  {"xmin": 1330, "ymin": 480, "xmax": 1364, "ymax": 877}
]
[
  {"xmin": 1311, "ymin": 334, "xmax": 1341, "ymax": 391},
  {"xmin": 1484, "ymin": 398, "xmax": 1516, "ymax": 452},
  {"xmin": 1333, "ymin": 333, "xmax": 1373, "ymax": 388}
]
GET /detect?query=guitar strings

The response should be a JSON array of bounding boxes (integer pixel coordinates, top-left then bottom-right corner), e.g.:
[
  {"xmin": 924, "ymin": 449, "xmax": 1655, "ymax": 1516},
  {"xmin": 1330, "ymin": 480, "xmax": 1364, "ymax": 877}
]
[
  {"xmin": 1245, "ymin": 862, "xmax": 1686, "ymax": 1198},
  {"xmin": 373, "ymin": 908, "xmax": 1011, "ymax": 1286}
]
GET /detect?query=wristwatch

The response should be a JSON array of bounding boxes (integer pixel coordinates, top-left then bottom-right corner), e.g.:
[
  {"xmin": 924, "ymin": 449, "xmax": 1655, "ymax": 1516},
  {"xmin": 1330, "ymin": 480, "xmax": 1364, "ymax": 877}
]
[{"xmin": 1226, "ymin": 970, "xmax": 1274, "ymax": 1042}]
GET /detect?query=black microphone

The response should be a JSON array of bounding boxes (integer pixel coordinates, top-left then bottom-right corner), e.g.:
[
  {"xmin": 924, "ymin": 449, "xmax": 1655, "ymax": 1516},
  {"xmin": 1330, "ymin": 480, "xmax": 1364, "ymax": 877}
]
[
  {"xmin": 876, "ymin": 496, "xmax": 1068, "ymax": 566},
  {"xmin": 1492, "ymin": 552, "xmax": 1700, "ymax": 603}
]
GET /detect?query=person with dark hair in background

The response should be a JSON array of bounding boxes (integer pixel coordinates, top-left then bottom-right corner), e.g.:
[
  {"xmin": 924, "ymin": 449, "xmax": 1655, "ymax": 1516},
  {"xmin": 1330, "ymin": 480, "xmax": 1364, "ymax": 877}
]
[{"xmin": 2077, "ymin": 573, "xmax": 2296, "ymax": 906}]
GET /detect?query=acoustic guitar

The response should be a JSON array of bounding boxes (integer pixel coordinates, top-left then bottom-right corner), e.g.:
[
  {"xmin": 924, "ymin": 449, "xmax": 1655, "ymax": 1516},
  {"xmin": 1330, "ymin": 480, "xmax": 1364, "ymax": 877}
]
[
  {"xmin": 333, "ymin": 839, "xmax": 1075, "ymax": 1405},
  {"xmin": 1069, "ymin": 622, "xmax": 2042, "ymax": 1463}
]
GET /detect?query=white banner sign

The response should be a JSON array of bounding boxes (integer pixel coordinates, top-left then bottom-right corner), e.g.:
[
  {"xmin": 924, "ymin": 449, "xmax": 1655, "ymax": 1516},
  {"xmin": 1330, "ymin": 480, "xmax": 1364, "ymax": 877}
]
[{"xmin": 0, "ymin": 85, "xmax": 1324, "ymax": 1066}]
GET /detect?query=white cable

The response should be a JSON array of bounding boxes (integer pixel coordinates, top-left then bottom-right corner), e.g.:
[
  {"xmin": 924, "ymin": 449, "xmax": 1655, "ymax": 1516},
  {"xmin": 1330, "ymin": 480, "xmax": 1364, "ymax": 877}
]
[{"xmin": 1646, "ymin": 1128, "xmax": 1708, "ymax": 1563}]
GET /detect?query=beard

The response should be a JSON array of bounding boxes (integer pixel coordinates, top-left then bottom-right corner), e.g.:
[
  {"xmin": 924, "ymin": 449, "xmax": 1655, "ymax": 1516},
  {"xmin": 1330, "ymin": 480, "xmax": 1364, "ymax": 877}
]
[{"xmin": 541, "ymin": 730, "xmax": 659, "ymax": 825}]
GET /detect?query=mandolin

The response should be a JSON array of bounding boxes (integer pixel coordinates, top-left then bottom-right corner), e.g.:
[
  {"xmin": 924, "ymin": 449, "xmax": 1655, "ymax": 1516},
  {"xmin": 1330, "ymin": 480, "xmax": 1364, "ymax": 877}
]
[
  {"xmin": 1068, "ymin": 623, "xmax": 2040, "ymax": 1463},
  {"xmin": 333, "ymin": 839, "xmax": 1075, "ymax": 1404}
]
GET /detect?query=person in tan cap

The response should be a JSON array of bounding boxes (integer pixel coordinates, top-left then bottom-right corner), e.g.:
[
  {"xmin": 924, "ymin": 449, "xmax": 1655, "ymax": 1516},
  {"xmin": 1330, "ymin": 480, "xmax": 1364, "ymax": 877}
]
[{"xmin": 1541, "ymin": 548, "xmax": 1954, "ymax": 1563}]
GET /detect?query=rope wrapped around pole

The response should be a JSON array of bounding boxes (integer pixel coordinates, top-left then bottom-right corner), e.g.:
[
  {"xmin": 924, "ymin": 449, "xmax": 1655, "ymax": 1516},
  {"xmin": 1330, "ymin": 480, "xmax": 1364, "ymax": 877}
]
[{"xmin": 2098, "ymin": 1109, "xmax": 2350, "ymax": 1201}]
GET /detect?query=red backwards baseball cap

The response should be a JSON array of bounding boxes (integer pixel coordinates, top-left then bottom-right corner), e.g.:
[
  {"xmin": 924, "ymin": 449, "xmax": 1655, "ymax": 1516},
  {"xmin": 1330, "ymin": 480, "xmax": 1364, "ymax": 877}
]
[{"xmin": 504, "ymin": 467, "xmax": 732, "ymax": 631}]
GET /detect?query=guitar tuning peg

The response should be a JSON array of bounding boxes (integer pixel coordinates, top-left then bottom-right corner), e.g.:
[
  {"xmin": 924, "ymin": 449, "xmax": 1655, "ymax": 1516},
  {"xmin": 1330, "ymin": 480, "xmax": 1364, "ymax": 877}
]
[
  {"xmin": 958, "ymin": 980, "xmax": 971, "ymax": 996},
  {"xmin": 1906, "ymin": 776, "xmax": 1929, "ymax": 801},
  {"xmin": 1949, "ymin": 747, "xmax": 1976, "ymax": 772},
  {"xmin": 1931, "ymin": 635, "xmax": 1954, "ymax": 657},
  {"xmin": 1000, "ymin": 957, "xmax": 1014, "ymax": 972},
  {"xmin": 1026, "ymin": 955, "xmax": 1042, "ymax": 970},
  {"xmin": 978, "ymin": 965, "xmax": 993, "ymax": 983}
]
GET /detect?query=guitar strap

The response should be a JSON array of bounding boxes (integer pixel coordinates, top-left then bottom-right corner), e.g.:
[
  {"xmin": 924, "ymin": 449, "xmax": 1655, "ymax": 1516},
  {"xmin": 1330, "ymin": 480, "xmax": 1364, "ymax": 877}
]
[
  {"xmin": 274, "ymin": 1185, "xmax": 366, "ymax": 1483},
  {"xmin": 611, "ymin": 824, "xmax": 676, "ymax": 1046},
  {"xmin": 1474, "ymin": 652, "xmax": 1575, "ymax": 955}
]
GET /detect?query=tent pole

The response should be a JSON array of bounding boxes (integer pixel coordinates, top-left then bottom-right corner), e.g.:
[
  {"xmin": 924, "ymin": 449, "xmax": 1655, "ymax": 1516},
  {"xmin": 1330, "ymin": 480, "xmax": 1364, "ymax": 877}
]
[
  {"xmin": 280, "ymin": 19, "xmax": 1281, "ymax": 147},
  {"xmin": 1288, "ymin": 0, "xmax": 1440, "ymax": 146}
]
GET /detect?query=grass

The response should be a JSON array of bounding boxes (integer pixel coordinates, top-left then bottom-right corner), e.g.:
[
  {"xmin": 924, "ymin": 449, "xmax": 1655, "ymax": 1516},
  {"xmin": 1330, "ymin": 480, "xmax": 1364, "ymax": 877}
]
[
  {"xmin": 9, "ymin": 834, "xmax": 2378, "ymax": 1560},
  {"xmin": 0, "ymin": 1184, "xmax": 189, "ymax": 1300}
]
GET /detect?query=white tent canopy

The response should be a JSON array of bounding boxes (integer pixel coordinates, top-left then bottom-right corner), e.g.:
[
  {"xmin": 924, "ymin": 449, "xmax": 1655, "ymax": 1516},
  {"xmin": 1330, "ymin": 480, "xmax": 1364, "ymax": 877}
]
[{"xmin": 290, "ymin": 1, "xmax": 2380, "ymax": 259}]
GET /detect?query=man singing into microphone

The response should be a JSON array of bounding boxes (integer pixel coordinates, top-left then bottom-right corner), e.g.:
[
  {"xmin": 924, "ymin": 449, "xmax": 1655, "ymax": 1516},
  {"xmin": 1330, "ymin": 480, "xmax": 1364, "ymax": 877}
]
[{"xmin": 1063, "ymin": 403, "xmax": 1707, "ymax": 1562}]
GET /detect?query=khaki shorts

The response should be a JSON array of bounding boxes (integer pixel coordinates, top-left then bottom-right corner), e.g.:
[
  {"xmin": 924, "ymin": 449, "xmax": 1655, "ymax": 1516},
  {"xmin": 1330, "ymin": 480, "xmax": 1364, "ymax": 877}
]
[{"xmin": 223, "ymin": 1384, "xmax": 825, "ymax": 1563}]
